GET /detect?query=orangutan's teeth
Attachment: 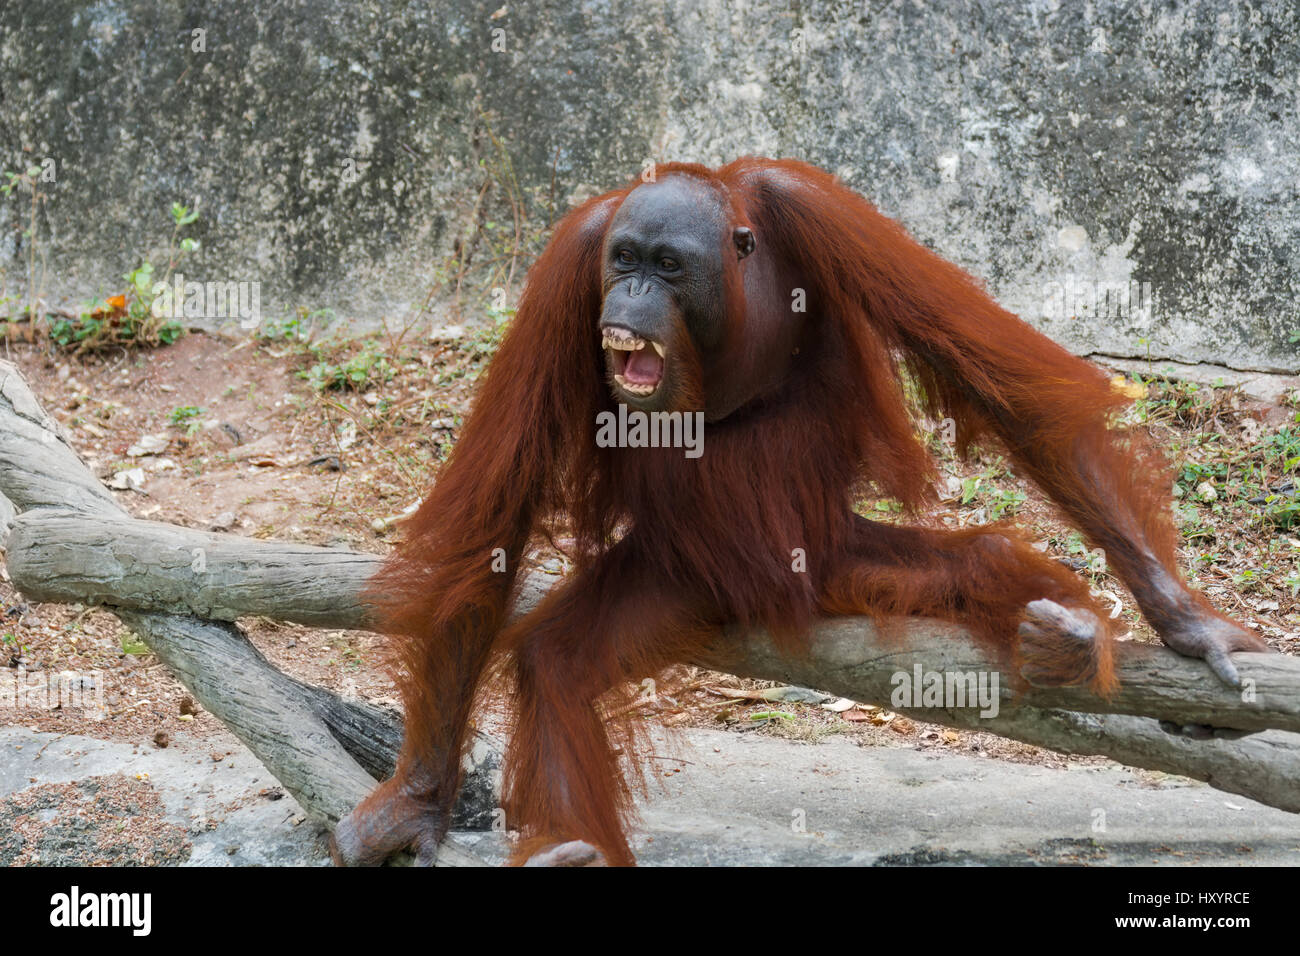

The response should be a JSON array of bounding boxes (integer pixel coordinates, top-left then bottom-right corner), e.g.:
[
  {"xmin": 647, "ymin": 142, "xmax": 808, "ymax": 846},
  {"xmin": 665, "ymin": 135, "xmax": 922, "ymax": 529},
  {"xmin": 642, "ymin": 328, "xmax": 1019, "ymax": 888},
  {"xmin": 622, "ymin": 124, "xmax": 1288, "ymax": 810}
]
[
  {"xmin": 602, "ymin": 329, "xmax": 654, "ymax": 352},
  {"xmin": 652, "ymin": 342, "xmax": 665, "ymax": 357},
  {"xmin": 613, "ymin": 373, "xmax": 656, "ymax": 396},
  {"xmin": 604, "ymin": 337, "xmax": 644, "ymax": 351}
]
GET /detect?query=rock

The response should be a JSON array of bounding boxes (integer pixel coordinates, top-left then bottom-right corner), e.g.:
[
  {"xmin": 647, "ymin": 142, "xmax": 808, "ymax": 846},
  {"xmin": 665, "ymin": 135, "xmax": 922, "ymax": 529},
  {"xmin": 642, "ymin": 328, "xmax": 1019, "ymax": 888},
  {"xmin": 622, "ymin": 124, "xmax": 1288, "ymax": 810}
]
[
  {"xmin": 127, "ymin": 435, "xmax": 168, "ymax": 457},
  {"xmin": 7, "ymin": 726, "xmax": 1300, "ymax": 866},
  {"xmin": 208, "ymin": 512, "xmax": 237, "ymax": 531},
  {"xmin": 429, "ymin": 326, "xmax": 465, "ymax": 343},
  {"xmin": 106, "ymin": 468, "xmax": 146, "ymax": 492}
]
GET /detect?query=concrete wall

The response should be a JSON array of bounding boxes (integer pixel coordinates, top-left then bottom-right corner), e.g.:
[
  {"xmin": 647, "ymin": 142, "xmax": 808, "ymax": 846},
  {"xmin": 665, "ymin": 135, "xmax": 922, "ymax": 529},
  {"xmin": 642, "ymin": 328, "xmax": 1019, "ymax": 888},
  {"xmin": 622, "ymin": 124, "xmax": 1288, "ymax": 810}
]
[{"xmin": 2, "ymin": 0, "xmax": 1297, "ymax": 370}]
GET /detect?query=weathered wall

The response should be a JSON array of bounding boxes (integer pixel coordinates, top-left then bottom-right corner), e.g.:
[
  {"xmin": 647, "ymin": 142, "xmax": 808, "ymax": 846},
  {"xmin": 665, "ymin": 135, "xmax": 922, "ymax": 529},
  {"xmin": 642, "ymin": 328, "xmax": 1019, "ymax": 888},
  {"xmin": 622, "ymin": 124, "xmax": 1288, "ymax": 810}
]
[{"xmin": 2, "ymin": 0, "xmax": 1297, "ymax": 370}]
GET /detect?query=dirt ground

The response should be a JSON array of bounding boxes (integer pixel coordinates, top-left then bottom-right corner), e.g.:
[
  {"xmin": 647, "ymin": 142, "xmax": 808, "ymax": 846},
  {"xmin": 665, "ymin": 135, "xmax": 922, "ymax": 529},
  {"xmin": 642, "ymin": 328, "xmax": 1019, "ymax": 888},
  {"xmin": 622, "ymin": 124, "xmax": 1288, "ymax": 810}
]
[{"xmin": 1, "ymin": 327, "xmax": 1297, "ymax": 781}]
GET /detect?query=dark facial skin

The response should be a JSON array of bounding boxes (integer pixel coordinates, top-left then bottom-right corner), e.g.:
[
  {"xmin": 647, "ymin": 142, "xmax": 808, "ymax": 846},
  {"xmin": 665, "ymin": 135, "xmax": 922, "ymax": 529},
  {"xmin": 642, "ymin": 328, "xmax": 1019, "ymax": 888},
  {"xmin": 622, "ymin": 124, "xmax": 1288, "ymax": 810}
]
[{"xmin": 599, "ymin": 176, "xmax": 756, "ymax": 416}]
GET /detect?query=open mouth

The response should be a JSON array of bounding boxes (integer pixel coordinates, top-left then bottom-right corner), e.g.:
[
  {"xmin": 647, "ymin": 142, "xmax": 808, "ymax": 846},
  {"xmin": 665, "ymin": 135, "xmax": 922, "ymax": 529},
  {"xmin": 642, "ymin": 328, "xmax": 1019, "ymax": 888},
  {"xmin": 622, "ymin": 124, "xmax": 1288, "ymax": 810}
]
[{"xmin": 602, "ymin": 327, "xmax": 665, "ymax": 397}]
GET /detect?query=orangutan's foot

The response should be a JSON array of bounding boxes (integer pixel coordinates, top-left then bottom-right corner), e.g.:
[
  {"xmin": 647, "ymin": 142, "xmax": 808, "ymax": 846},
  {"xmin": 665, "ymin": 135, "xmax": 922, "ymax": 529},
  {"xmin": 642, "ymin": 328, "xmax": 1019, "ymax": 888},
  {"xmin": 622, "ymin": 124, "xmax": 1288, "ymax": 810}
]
[{"xmin": 330, "ymin": 778, "xmax": 444, "ymax": 867}]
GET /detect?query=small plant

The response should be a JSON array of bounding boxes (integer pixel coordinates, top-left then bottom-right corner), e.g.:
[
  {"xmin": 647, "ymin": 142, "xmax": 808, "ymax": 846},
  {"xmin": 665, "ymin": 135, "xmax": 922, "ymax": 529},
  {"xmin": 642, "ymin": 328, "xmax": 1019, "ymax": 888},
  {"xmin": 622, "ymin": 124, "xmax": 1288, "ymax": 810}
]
[
  {"xmin": 48, "ymin": 300, "xmax": 108, "ymax": 348},
  {"xmin": 305, "ymin": 342, "xmax": 394, "ymax": 391},
  {"xmin": 47, "ymin": 202, "xmax": 198, "ymax": 351},
  {"xmin": 3, "ymin": 630, "xmax": 30, "ymax": 660},
  {"xmin": 166, "ymin": 201, "xmax": 200, "ymax": 272},
  {"xmin": 1175, "ymin": 458, "xmax": 1227, "ymax": 496},
  {"xmin": 0, "ymin": 164, "xmax": 49, "ymax": 331},
  {"xmin": 955, "ymin": 460, "xmax": 1023, "ymax": 519},
  {"xmin": 988, "ymin": 487, "xmax": 1027, "ymax": 520},
  {"xmin": 1140, "ymin": 377, "xmax": 1233, "ymax": 429},
  {"xmin": 1059, "ymin": 532, "xmax": 1110, "ymax": 580},
  {"xmin": 461, "ymin": 305, "xmax": 513, "ymax": 364},
  {"xmin": 1258, "ymin": 426, "xmax": 1300, "ymax": 473},
  {"xmin": 1261, "ymin": 495, "xmax": 1300, "ymax": 530},
  {"xmin": 168, "ymin": 405, "xmax": 205, "ymax": 437},
  {"xmin": 120, "ymin": 632, "xmax": 150, "ymax": 655},
  {"xmin": 258, "ymin": 306, "xmax": 334, "ymax": 344},
  {"xmin": 1231, "ymin": 567, "xmax": 1271, "ymax": 594},
  {"xmin": 1177, "ymin": 502, "xmax": 1213, "ymax": 541}
]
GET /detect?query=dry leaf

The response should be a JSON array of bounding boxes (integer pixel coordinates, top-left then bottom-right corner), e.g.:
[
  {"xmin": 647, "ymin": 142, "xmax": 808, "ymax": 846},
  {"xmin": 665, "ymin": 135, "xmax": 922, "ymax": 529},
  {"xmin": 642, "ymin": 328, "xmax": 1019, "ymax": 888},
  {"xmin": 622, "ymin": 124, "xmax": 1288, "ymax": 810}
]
[
  {"xmin": 890, "ymin": 717, "xmax": 917, "ymax": 735},
  {"xmin": 822, "ymin": 697, "xmax": 857, "ymax": 712},
  {"xmin": 704, "ymin": 685, "xmax": 766, "ymax": 701},
  {"xmin": 1110, "ymin": 375, "xmax": 1146, "ymax": 400}
]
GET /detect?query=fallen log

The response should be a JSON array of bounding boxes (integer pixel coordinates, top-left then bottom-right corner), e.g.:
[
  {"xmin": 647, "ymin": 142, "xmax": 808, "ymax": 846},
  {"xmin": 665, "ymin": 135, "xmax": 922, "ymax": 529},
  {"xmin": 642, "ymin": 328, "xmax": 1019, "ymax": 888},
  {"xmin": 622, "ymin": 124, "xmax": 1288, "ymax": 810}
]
[
  {"xmin": 9, "ymin": 509, "xmax": 1298, "ymax": 736},
  {"xmin": 7, "ymin": 509, "xmax": 381, "ymax": 629}
]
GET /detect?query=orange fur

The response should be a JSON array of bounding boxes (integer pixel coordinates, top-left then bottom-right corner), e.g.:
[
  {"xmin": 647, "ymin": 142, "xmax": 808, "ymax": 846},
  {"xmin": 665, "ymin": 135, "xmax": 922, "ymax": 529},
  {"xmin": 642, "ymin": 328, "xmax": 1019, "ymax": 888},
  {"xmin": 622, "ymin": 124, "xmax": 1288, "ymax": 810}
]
[{"xmin": 351, "ymin": 158, "xmax": 1218, "ymax": 865}]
